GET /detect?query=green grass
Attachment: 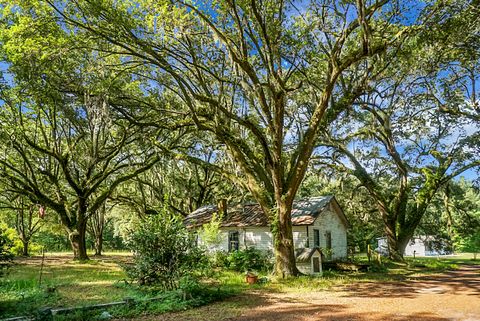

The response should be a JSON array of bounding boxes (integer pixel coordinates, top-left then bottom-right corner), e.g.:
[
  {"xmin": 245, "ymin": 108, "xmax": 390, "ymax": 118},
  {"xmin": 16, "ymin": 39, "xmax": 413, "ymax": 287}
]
[
  {"xmin": 1, "ymin": 253, "xmax": 478, "ymax": 320},
  {"xmin": 0, "ymin": 254, "xmax": 242, "ymax": 320},
  {"xmin": 0, "ymin": 255, "xmax": 137, "ymax": 318}
]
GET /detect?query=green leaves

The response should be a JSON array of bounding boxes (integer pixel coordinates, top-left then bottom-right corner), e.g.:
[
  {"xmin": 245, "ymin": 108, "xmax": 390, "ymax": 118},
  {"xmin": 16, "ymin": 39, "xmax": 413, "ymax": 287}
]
[{"xmin": 125, "ymin": 210, "xmax": 206, "ymax": 288}]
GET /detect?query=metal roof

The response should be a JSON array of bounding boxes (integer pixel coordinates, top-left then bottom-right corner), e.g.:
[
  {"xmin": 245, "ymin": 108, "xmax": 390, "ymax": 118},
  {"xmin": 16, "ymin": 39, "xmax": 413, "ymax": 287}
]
[{"xmin": 185, "ymin": 196, "xmax": 340, "ymax": 228}]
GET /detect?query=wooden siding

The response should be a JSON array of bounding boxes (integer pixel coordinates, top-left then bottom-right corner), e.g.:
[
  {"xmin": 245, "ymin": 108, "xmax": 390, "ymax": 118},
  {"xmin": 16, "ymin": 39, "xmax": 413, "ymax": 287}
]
[{"xmin": 308, "ymin": 203, "xmax": 348, "ymax": 260}]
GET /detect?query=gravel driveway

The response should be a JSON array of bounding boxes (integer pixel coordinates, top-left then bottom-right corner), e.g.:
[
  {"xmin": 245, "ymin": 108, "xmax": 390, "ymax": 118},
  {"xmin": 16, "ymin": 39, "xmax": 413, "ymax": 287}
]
[{"xmin": 127, "ymin": 265, "xmax": 480, "ymax": 321}]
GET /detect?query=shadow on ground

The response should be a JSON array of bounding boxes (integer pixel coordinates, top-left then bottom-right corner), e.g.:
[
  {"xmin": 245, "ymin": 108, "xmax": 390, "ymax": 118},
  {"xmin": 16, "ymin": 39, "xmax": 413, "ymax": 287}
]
[
  {"xmin": 226, "ymin": 303, "xmax": 450, "ymax": 321},
  {"xmin": 339, "ymin": 265, "xmax": 480, "ymax": 299}
]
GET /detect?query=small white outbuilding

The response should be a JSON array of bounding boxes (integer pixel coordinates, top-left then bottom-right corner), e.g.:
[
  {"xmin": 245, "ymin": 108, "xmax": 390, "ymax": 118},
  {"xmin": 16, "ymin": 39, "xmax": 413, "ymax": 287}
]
[{"xmin": 377, "ymin": 236, "xmax": 452, "ymax": 257}]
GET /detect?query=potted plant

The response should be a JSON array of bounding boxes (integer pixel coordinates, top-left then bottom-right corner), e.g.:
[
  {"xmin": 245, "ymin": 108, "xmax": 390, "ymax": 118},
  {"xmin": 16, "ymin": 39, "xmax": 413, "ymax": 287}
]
[{"xmin": 245, "ymin": 270, "xmax": 258, "ymax": 285}]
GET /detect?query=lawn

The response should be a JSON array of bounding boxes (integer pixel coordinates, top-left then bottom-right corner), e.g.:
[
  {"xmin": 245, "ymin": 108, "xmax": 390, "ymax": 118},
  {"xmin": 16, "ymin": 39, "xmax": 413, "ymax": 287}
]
[
  {"xmin": 0, "ymin": 252, "xmax": 245, "ymax": 320},
  {"xmin": 0, "ymin": 252, "xmax": 136, "ymax": 318},
  {"xmin": 0, "ymin": 252, "xmax": 478, "ymax": 320}
]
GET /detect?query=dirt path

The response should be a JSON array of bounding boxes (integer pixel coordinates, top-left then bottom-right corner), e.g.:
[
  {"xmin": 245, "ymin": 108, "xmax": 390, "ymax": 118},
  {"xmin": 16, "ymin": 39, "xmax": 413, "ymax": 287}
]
[{"xmin": 155, "ymin": 265, "xmax": 480, "ymax": 321}]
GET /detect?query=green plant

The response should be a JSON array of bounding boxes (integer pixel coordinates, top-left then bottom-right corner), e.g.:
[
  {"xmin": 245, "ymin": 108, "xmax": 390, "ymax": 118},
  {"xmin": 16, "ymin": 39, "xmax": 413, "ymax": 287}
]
[
  {"xmin": 0, "ymin": 226, "xmax": 14, "ymax": 277},
  {"xmin": 209, "ymin": 251, "xmax": 229, "ymax": 268},
  {"xmin": 457, "ymin": 231, "xmax": 480, "ymax": 260},
  {"xmin": 125, "ymin": 211, "xmax": 207, "ymax": 289},
  {"xmin": 226, "ymin": 248, "xmax": 273, "ymax": 272},
  {"xmin": 197, "ymin": 211, "xmax": 223, "ymax": 247}
]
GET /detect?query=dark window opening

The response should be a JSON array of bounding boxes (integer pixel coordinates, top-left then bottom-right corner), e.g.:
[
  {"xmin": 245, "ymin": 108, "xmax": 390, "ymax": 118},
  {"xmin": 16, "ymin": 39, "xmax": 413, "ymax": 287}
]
[
  {"xmin": 314, "ymin": 229, "xmax": 320, "ymax": 247},
  {"xmin": 325, "ymin": 231, "xmax": 332, "ymax": 260},
  {"xmin": 228, "ymin": 231, "xmax": 239, "ymax": 252}
]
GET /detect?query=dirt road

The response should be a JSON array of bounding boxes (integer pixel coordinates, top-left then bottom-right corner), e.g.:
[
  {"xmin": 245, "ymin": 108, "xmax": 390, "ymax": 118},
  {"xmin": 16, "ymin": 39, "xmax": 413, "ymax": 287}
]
[{"xmin": 156, "ymin": 265, "xmax": 480, "ymax": 321}]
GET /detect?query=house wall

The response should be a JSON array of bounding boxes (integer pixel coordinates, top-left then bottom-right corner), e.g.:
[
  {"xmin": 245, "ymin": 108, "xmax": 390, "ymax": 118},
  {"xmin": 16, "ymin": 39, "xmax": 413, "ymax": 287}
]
[
  {"xmin": 200, "ymin": 226, "xmax": 309, "ymax": 253},
  {"xmin": 404, "ymin": 238, "xmax": 426, "ymax": 257},
  {"xmin": 376, "ymin": 237, "xmax": 451, "ymax": 257},
  {"xmin": 308, "ymin": 204, "xmax": 348, "ymax": 260}
]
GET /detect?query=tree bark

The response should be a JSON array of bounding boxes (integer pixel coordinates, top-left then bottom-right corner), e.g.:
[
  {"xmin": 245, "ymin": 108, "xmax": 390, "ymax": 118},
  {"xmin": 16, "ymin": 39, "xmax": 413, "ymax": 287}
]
[
  {"xmin": 69, "ymin": 220, "xmax": 89, "ymax": 260},
  {"xmin": 21, "ymin": 240, "xmax": 29, "ymax": 257},
  {"xmin": 384, "ymin": 217, "xmax": 414, "ymax": 262},
  {"xmin": 385, "ymin": 231, "xmax": 408, "ymax": 261},
  {"xmin": 273, "ymin": 201, "xmax": 300, "ymax": 277},
  {"xmin": 94, "ymin": 234, "xmax": 103, "ymax": 256}
]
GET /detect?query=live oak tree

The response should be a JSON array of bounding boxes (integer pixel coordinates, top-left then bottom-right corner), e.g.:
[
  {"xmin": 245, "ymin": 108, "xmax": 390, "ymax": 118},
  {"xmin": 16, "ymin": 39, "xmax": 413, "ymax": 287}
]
[
  {"xmin": 0, "ymin": 26, "xmax": 160, "ymax": 259},
  {"xmin": 35, "ymin": 0, "xmax": 423, "ymax": 275},
  {"xmin": 13, "ymin": 198, "xmax": 43, "ymax": 257},
  {"xmin": 113, "ymin": 149, "xmax": 238, "ymax": 219},
  {"xmin": 418, "ymin": 179, "xmax": 480, "ymax": 253},
  {"xmin": 87, "ymin": 199, "xmax": 109, "ymax": 256},
  {"xmin": 425, "ymin": 0, "xmax": 480, "ymax": 122},
  {"xmin": 318, "ymin": 65, "xmax": 480, "ymax": 260}
]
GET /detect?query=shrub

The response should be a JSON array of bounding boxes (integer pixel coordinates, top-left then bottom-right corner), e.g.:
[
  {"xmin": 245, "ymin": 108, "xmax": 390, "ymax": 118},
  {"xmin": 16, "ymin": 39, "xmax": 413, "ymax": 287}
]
[
  {"xmin": 0, "ymin": 226, "xmax": 14, "ymax": 277},
  {"xmin": 125, "ymin": 212, "xmax": 207, "ymax": 289},
  {"xmin": 209, "ymin": 250, "xmax": 229, "ymax": 268},
  {"xmin": 226, "ymin": 247, "xmax": 273, "ymax": 272}
]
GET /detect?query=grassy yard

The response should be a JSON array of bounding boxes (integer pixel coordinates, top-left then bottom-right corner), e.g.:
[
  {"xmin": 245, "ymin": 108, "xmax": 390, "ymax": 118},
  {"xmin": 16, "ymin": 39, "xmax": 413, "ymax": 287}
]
[
  {"xmin": 0, "ymin": 253, "xmax": 135, "ymax": 318},
  {"xmin": 0, "ymin": 252, "xmax": 478, "ymax": 320},
  {"xmin": 0, "ymin": 252, "xmax": 245, "ymax": 320}
]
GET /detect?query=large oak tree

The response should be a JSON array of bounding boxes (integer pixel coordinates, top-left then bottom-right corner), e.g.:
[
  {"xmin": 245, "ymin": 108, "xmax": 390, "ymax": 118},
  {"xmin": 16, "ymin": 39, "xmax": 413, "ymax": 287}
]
[{"xmin": 23, "ymin": 0, "xmax": 432, "ymax": 274}]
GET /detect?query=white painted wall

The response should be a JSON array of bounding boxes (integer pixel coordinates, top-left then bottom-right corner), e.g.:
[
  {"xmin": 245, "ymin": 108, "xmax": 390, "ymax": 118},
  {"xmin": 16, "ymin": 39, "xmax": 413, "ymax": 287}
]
[
  {"xmin": 404, "ymin": 238, "xmax": 426, "ymax": 256},
  {"xmin": 309, "ymin": 204, "xmax": 348, "ymax": 260},
  {"xmin": 376, "ymin": 237, "xmax": 451, "ymax": 257}
]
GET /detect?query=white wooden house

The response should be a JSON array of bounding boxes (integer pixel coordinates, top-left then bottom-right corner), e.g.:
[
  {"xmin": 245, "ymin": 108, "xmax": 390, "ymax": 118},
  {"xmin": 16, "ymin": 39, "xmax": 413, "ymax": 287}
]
[
  {"xmin": 376, "ymin": 236, "xmax": 453, "ymax": 257},
  {"xmin": 185, "ymin": 196, "xmax": 349, "ymax": 274}
]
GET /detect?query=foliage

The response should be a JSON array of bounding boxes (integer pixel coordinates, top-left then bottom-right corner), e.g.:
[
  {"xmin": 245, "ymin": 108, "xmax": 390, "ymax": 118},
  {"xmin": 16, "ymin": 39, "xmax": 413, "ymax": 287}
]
[
  {"xmin": 11, "ymin": 0, "xmax": 425, "ymax": 276},
  {"xmin": 0, "ymin": 0, "xmax": 478, "ymax": 278},
  {"xmin": 457, "ymin": 231, "xmax": 480, "ymax": 260},
  {"xmin": 224, "ymin": 248, "xmax": 273, "ymax": 273},
  {"xmin": 125, "ymin": 212, "xmax": 207, "ymax": 289},
  {"xmin": 32, "ymin": 230, "xmax": 70, "ymax": 252},
  {"xmin": 197, "ymin": 211, "xmax": 223, "ymax": 248},
  {"xmin": 0, "ymin": 226, "xmax": 14, "ymax": 276}
]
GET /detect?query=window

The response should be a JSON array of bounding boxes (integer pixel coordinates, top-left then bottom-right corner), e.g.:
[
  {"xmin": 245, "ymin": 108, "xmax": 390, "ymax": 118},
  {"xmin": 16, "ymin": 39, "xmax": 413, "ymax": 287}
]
[
  {"xmin": 228, "ymin": 231, "xmax": 239, "ymax": 252},
  {"xmin": 314, "ymin": 229, "xmax": 320, "ymax": 247},
  {"xmin": 325, "ymin": 231, "xmax": 332, "ymax": 260},
  {"xmin": 325, "ymin": 231, "xmax": 332, "ymax": 250}
]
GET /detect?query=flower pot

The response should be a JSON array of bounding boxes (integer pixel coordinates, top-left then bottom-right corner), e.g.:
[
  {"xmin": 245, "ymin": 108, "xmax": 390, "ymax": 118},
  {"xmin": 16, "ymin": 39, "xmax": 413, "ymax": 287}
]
[{"xmin": 246, "ymin": 274, "xmax": 258, "ymax": 285}]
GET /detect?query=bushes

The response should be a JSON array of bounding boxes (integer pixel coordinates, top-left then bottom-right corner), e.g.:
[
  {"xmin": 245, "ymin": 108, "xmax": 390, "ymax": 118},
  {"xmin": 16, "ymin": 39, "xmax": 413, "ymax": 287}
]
[
  {"xmin": 125, "ymin": 213, "xmax": 207, "ymax": 289},
  {"xmin": 0, "ymin": 226, "xmax": 14, "ymax": 276},
  {"xmin": 211, "ymin": 248, "xmax": 273, "ymax": 272}
]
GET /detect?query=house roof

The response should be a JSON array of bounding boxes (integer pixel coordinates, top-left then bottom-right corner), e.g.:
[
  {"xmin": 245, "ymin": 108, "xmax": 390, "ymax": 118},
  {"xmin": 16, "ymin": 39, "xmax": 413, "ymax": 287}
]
[
  {"xmin": 296, "ymin": 247, "xmax": 323, "ymax": 263},
  {"xmin": 185, "ymin": 195, "xmax": 348, "ymax": 228}
]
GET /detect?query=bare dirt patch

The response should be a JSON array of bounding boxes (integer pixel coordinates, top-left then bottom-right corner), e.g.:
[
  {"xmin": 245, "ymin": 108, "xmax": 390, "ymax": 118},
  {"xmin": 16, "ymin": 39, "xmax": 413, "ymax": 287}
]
[{"xmin": 140, "ymin": 265, "xmax": 480, "ymax": 321}]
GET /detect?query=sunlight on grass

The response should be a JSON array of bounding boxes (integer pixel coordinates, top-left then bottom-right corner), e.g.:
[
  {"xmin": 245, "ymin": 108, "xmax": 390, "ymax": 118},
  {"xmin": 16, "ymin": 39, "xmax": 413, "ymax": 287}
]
[{"xmin": 1, "ymin": 253, "xmax": 478, "ymax": 319}]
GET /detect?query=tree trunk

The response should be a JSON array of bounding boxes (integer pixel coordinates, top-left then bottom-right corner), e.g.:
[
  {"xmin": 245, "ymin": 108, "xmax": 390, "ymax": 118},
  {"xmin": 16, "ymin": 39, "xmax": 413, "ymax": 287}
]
[
  {"xmin": 385, "ymin": 224, "xmax": 413, "ymax": 262},
  {"xmin": 94, "ymin": 234, "xmax": 103, "ymax": 256},
  {"xmin": 385, "ymin": 224, "xmax": 405, "ymax": 261},
  {"xmin": 69, "ymin": 221, "xmax": 89, "ymax": 260},
  {"xmin": 21, "ymin": 239, "xmax": 29, "ymax": 257},
  {"xmin": 273, "ymin": 202, "xmax": 300, "ymax": 277}
]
